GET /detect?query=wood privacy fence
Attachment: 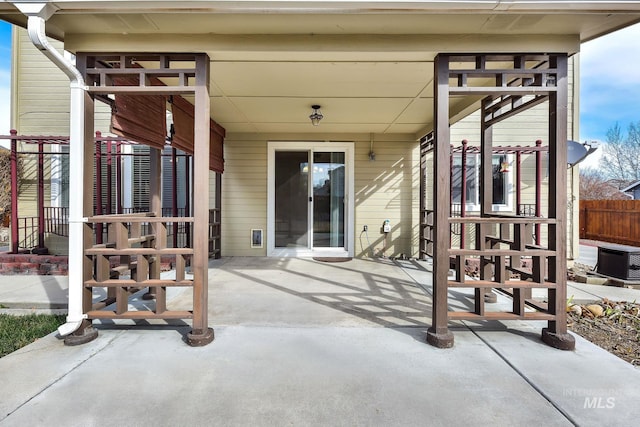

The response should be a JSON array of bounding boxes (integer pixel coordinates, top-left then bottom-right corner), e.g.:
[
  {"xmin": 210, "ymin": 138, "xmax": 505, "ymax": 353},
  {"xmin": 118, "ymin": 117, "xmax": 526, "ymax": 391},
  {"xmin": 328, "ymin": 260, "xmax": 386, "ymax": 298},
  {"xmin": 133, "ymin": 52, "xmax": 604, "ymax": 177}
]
[{"xmin": 580, "ymin": 200, "xmax": 640, "ymax": 246}]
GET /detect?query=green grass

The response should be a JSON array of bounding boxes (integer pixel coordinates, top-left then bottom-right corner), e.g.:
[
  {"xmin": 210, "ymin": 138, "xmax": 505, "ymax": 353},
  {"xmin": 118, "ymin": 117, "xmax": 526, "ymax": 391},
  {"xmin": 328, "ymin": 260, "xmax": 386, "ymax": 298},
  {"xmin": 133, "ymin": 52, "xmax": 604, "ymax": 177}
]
[{"xmin": 0, "ymin": 314, "xmax": 66, "ymax": 358}]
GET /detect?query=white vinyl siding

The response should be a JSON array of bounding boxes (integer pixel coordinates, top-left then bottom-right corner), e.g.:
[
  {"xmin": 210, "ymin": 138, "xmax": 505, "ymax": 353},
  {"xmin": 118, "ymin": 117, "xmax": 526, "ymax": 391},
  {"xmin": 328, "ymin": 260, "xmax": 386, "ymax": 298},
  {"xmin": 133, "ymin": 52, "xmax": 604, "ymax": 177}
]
[
  {"xmin": 221, "ymin": 138, "xmax": 268, "ymax": 256},
  {"xmin": 13, "ymin": 28, "xmax": 112, "ymax": 218},
  {"xmin": 354, "ymin": 137, "xmax": 419, "ymax": 258},
  {"xmin": 222, "ymin": 134, "xmax": 419, "ymax": 258}
]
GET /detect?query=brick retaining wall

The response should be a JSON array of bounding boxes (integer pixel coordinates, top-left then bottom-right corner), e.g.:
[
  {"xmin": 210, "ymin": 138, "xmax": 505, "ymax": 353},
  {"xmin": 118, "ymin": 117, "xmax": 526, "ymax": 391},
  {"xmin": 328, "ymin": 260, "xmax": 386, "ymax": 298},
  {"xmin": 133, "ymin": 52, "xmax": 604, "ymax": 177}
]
[
  {"xmin": 0, "ymin": 254, "xmax": 179, "ymax": 275},
  {"xmin": 0, "ymin": 254, "xmax": 69, "ymax": 275}
]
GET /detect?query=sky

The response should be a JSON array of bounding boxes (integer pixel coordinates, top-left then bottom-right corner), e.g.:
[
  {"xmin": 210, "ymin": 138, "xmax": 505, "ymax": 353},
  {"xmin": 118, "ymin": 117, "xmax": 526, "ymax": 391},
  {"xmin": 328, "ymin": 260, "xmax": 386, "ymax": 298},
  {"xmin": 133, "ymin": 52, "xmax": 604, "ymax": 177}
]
[
  {"xmin": 580, "ymin": 23, "xmax": 640, "ymax": 143},
  {"xmin": 0, "ymin": 20, "xmax": 10, "ymax": 143},
  {"xmin": 0, "ymin": 19, "xmax": 639, "ymax": 156}
]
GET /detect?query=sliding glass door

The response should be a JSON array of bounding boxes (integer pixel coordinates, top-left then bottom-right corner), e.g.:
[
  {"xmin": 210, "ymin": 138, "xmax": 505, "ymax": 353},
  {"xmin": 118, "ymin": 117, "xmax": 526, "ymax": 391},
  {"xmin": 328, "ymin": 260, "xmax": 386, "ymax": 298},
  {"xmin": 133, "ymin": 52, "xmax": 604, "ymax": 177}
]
[
  {"xmin": 274, "ymin": 151, "xmax": 309, "ymax": 248},
  {"xmin": 270, "ymin": 143, "xmax": 352, "ymax": 256},
  {"xmin": 312, "ymin": 151, "xmax": 345, "ymax": 248}
]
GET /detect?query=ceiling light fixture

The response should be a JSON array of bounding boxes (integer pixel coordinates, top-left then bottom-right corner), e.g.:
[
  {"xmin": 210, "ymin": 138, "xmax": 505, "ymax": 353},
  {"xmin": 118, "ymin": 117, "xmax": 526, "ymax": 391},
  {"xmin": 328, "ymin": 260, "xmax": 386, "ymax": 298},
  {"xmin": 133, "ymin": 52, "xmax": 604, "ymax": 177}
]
[{"xmin": 309, "ymin": 104, "xmax": 323, "ymax": 126}]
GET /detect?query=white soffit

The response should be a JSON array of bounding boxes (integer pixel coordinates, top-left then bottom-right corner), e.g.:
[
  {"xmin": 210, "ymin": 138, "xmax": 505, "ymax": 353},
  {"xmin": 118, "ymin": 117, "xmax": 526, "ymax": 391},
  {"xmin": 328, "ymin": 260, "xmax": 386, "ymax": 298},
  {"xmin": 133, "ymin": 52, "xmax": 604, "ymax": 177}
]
[{"xmin": 3, "ymin": 1, "xmax": 640, "ymax": 136}]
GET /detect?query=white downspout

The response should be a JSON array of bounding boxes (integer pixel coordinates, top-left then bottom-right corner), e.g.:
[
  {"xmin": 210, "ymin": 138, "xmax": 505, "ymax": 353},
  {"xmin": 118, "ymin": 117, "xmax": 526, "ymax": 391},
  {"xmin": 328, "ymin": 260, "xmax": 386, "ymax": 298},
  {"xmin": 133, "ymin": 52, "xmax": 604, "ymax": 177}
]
[{"xmin": 16, "ymin": 3, "xmax": 88, "ymax": 336}]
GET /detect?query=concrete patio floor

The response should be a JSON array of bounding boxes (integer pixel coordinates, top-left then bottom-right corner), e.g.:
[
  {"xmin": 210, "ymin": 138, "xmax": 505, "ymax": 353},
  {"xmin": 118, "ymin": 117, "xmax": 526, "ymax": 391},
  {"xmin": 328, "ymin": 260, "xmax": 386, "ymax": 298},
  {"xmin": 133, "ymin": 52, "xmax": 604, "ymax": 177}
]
[{"xmin": 1, "ymin": 256, "xmax": 639, "ymax": 426}]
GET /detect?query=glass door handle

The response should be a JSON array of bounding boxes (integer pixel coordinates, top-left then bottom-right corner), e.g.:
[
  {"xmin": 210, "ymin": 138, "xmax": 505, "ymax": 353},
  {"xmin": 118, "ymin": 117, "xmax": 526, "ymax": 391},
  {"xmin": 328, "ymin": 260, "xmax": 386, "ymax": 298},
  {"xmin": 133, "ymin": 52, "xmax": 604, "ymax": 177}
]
[{"xmin": 309, "ymin": 197, "xmax": 313, "ymax": 202}]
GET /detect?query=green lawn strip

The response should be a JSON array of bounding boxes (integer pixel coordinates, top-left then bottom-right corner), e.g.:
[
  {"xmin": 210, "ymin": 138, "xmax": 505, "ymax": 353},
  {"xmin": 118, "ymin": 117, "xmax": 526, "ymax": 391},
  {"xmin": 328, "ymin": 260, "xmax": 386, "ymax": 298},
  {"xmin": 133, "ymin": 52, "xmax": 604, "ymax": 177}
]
[{"xmin": 0, "ymin": 314, "xmax": 66, "ymax": 358}]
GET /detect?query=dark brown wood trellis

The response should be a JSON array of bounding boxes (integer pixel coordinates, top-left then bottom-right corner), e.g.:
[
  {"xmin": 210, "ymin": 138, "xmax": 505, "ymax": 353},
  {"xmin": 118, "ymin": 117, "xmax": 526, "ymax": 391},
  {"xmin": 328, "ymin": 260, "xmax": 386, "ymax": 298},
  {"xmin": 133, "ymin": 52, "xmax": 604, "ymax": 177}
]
[
  {"xmin": 420, "ymin": 140, "xmax": 547, "ymax": 260},
  {"xmin": 65, "ymin": 53, "xmax": 216, "ymax": 346},
  {"xmin": 425, "ymin": 53, "xmax": 574, "ymax": 350},
  {"xmin": 0, "ymin": 132, "xmax": 220, "ymax": 254}
]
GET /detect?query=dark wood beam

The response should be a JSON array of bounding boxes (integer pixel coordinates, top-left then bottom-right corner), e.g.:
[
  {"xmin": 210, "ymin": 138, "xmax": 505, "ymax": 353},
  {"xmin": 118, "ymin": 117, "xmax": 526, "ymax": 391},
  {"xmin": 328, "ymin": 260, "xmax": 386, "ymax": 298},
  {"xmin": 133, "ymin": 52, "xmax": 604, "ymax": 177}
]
[
  {"xmin": 187, "ymin": 54, "xmax": 214, "ymax": 346},
  {"xmin": 426, "ymin": 54, "xmax": 454, "ymax": 349}
]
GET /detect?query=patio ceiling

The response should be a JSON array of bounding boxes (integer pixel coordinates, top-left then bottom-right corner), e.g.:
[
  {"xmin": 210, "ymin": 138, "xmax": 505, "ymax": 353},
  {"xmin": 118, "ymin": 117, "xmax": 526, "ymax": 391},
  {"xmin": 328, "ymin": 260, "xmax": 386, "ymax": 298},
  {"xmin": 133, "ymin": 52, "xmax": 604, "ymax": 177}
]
[{"xmin": 2, "ymin": 1, "xmax": 640, "ymax": 137}]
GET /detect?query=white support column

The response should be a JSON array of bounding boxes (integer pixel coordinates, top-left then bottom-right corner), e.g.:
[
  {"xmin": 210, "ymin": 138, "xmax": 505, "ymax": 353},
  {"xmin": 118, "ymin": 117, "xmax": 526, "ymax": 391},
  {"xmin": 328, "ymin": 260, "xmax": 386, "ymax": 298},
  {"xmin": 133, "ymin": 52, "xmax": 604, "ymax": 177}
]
[{"xmin": 16, "ymin": 3, "xmax": 98, "ymax": 343}]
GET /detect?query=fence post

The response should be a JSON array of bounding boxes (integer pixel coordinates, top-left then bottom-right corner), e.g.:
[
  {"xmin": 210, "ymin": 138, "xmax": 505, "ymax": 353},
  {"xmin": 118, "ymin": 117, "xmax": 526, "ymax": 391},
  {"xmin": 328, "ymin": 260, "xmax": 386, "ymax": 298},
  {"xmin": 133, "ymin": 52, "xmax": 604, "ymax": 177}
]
[
  {"xmin": 116, "ymin": 141, "xmax": 122, "ymax": 214},
  {"xmin": 516, "ymin": 150, "xmax": 521, "ymax": 213},
  {"xmin": 106, "ymin": 139, "xmax": 112, "ymax": 215},
  {"xmin": 185, "ymin": 153, "xmax": 191, "ymax": 248},
  {"xmin": 535, "ymin": 139, "xmax": 542, "ymax": 245},
  {"xmin": 38, "ymin": 140, "xmax": 45, "ymax": 249},
  {"xmin": 460, "ymin": 139, "xmax": 467, "ymax": 249},
  {"xmin": 449, "ymin": 144, "xmax": 453, "ymax": 247},
  {"xmin": 95, "ymin": 132, "xmax": 103, "ymax": 244},
  {"xmin": 172, "ymin": 147, "xmax": 178, "ymax": 248},
  {"xmin": 580, "ymin": 202, "xmax": 586, "ymax": 239},
  {"xmin": 10, "ymin": 130, "xmax": 19, "ymax": 253}
]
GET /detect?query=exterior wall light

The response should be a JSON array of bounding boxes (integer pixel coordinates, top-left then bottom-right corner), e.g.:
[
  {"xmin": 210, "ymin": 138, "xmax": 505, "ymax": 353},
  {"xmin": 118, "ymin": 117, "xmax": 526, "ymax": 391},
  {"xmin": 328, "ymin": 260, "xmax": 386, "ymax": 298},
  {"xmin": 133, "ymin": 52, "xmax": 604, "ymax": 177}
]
[{"xmin": 309, "ymin": 105, "xmax": 323, "ymax": 126}]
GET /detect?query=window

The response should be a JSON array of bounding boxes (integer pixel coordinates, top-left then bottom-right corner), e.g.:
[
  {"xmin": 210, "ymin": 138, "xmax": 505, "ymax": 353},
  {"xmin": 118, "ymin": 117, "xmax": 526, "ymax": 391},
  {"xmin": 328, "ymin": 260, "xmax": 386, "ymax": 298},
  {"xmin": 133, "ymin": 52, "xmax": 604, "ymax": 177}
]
[
  {"xmin": 50, "ymin": 144, "xmax": 70, "ymax": 208},
  {"xmin": 132, "ymin": 145, "xmax": 151, "ymax": 211},
  {"xmin": 452, "ymin": 153, "xmax": 512, "ymax": 211},
  {"xmin": 162, "ymin": 146, "xmax": 189, "ymax": 213},
  {"xmin": 492, "ymin": 154, "xmax": 508, "ymax": 205},
  {"xmin": 452, "ymin": 154, "xmax": 478, "ymax": 205}
]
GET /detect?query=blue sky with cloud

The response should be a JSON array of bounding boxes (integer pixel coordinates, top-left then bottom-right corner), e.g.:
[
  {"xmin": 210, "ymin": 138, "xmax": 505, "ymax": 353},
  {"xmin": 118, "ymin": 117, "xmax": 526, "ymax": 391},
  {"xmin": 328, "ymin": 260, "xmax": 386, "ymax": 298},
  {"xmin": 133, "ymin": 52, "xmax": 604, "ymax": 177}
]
[
  {"xmin": 0, "ymin": 20, "xmax": 11, "ymax": 140},
  {"xmin": 0, "ymin": 20, "xmax": 639, "ymax": 146},
  {"xmin": 579, "ymin": 23, "xmax": 640, "ymax": 144}
]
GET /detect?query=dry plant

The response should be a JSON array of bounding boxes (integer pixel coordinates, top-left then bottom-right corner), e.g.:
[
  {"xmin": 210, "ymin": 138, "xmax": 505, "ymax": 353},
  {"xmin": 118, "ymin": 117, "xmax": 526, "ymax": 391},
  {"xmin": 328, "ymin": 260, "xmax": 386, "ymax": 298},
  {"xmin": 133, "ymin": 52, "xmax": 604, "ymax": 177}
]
[{"xmin": 0, "ymin": 149, "xmax": 23, "ymax": 225}]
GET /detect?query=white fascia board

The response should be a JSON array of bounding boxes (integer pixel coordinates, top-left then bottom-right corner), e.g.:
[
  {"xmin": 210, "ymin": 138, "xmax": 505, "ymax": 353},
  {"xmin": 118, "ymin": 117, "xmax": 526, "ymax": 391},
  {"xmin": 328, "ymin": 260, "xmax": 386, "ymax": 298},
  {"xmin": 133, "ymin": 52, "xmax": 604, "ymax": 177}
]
[{"xmin": 12, "ymin": 1, "xmax": 640, "ymax": 14}]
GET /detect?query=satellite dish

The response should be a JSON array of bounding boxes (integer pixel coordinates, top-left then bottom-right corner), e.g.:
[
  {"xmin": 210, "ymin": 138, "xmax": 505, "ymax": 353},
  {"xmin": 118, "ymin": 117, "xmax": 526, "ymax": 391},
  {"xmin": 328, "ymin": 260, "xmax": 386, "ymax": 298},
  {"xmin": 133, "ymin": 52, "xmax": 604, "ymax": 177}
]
[{"xmin": 567, "ymin": 140, "xmax": 588, "ymax": 167}]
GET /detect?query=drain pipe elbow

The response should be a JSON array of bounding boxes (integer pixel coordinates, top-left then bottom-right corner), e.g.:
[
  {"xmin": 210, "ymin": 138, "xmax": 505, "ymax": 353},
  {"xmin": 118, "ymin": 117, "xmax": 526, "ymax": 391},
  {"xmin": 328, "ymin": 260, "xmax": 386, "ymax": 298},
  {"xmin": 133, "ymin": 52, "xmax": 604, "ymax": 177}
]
[
  {"xmin": 25, "ymin": 15, "xmax": 85, "ymax": 88},
  {"xmin": 21, "ymin": 8, "xmax": 88, "ymax": 337},
  {"xmin": 57, "ymin": 317, "xmax": 86, "ymax": 337}
]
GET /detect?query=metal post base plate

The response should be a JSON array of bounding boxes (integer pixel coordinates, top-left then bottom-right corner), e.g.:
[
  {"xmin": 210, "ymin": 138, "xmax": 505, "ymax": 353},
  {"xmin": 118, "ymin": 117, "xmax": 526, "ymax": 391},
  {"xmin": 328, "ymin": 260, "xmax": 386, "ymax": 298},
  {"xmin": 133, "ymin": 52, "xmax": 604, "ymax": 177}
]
[{"xmin": 187, "ymin": 327, "xmax": 214, "ymax": 347}]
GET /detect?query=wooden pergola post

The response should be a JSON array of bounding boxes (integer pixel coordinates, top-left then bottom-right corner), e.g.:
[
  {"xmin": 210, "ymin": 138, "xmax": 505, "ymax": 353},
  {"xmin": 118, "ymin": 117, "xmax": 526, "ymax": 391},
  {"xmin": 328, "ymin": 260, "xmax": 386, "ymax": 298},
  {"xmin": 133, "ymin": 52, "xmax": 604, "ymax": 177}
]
[
  {"xmin": 59, "ymin": 52, "xmax": 217, "ymax": 346},
  {"xmin": 187, "ymin": 54, "xmax": 214, "ymax": 345},
  {"xmin": 542, "ymin": 54, "xmax": 574, "ymax": 350},
  {"xmin": 426, "ymin": 53, "xmax": 574, "ymax": 350},
  {"xmin": 426, "ymin": 54, "xmax": 454, "ymax": 348}
]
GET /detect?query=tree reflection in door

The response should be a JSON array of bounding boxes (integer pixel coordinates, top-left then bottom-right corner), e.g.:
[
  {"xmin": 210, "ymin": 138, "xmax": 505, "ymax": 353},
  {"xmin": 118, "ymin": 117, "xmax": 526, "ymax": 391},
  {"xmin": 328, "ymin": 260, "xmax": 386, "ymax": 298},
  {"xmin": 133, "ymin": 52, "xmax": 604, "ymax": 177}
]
[
  {"xmin": 274, "ymin": 151, "xmax": 345, "ymax": 249},
  {"xmin": 313, "ymin": 152, "xmax": 345, "ymax": 247}
]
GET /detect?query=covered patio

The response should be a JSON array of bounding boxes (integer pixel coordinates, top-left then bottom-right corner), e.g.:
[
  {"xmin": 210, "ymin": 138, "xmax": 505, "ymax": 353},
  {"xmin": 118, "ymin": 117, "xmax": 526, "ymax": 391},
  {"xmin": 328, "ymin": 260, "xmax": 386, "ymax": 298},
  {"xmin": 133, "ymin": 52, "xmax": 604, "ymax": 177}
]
[
  {"xmin": 3, "ymin": 1, "xmax": 640, "ymax": 350},
  {"xmin": 3, "ymin": 257, "xmax": 640, "ymax": 426},
  {"xmin": 170, "ymin": 257, "xmax": 435, "ymax": 328}
]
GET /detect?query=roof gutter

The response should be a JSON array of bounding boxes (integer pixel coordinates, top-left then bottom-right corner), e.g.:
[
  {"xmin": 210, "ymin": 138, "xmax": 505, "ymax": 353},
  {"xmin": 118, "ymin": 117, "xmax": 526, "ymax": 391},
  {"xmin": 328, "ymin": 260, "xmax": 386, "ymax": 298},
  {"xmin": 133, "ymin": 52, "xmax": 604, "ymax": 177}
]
[
  {"xmin": 13, "ymin": 2, "xmax": 89, "ymax": 338},
  {"xmin": 11, "ymin": 1, "xmax": 640, "ymax": 14}
]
